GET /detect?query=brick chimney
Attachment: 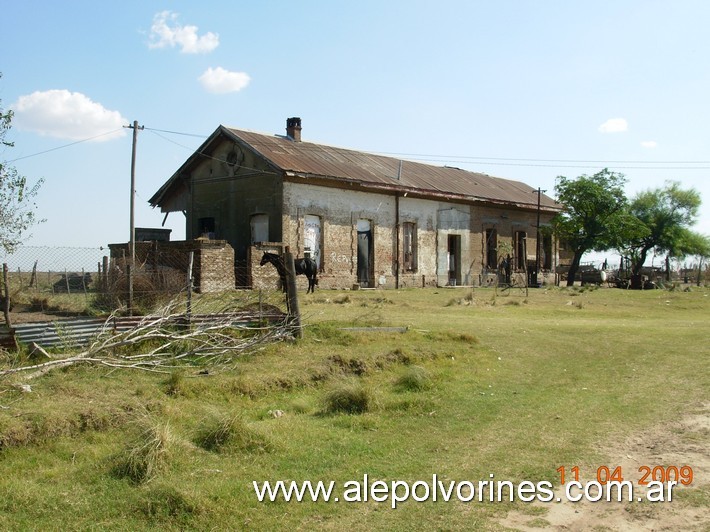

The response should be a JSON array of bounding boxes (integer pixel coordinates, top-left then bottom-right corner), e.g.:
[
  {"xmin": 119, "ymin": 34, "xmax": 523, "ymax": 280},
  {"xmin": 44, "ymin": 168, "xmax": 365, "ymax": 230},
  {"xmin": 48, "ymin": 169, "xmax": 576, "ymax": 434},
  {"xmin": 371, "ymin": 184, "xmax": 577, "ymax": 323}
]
[{"xmin": 286, "ymin": 117, "xmax": 302, "ymax": 142}]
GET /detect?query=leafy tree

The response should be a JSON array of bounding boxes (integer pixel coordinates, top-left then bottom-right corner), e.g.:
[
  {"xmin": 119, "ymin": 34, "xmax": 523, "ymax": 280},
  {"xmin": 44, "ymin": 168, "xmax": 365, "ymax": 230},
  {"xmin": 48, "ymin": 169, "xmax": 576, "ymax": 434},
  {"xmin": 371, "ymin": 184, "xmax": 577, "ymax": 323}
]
[
  {"xmin": 621, "ymin": 181, "xmax": 705, "ymax": 287},
  {"xmin": 1, "ymin": 75, "xmax": 43, "ymax": 253},
  {"xmin": 553, "ymin": 169, "xmax": 636, "ymax": 286}
]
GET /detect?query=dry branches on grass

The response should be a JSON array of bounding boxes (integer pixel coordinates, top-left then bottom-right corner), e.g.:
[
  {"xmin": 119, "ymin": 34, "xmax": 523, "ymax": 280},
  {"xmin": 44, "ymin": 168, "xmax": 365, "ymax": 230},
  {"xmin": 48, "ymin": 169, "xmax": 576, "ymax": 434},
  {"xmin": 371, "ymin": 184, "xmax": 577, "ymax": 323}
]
[{"xmin": 0, "ymin": 296, "xmax": 296, "ymax": 380}]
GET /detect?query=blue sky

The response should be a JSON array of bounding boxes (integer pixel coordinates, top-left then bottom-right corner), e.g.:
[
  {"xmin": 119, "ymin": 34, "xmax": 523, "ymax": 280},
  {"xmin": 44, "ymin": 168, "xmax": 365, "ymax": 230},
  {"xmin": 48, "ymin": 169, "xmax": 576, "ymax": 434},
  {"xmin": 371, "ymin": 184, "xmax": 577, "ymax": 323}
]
[{"xmin": 2, "ymin": 1, "xmax": 709, "ymax": 266}]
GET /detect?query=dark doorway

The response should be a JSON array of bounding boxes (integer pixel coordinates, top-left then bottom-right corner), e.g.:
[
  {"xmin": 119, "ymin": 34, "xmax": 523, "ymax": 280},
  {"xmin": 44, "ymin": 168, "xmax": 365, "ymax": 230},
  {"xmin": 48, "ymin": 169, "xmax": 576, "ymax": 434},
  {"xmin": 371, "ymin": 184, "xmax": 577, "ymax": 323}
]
[
  {"xmin": 357, "ymin": 219, "xmax": 373, "ymax": 287},
  {"xmin": 447, "ymin": 234, "xmax": 461, "ymax": 286}
]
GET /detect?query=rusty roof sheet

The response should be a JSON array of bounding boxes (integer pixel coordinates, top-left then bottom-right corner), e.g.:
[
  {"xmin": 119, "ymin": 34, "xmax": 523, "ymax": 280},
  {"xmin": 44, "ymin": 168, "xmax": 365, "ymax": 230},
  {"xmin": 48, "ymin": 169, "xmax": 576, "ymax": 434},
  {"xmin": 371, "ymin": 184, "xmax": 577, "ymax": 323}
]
[
  {"xmin": 150, "ymin": 125, "xmax": 560, "ymax": 212},
  {"xmin": 224, "ymin": 127, "xmax": 559, "ymax": 211}
]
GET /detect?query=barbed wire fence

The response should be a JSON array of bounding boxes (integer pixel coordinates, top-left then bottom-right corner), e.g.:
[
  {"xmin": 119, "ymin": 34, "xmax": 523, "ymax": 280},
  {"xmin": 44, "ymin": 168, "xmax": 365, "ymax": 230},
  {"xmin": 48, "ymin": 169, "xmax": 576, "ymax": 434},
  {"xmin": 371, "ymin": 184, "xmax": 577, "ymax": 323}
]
[{"xmin": 0, "ymin": 245, "xmax": 299, "ymax": 350}]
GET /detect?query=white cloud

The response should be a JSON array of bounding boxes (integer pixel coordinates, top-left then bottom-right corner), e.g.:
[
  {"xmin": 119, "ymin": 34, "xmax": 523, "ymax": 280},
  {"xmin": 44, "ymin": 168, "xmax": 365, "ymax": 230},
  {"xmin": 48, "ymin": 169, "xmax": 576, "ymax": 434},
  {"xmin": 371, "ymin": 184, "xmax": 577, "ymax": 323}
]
[
  {"xmin": 640, "ymin": 140, "xmax": 658, "ymax": 149},
  {"xmin": 199, "ymin": 67, "xmax": 251, "ymax": 94},
  {"xmin": 598, "ymin": 118, "xmax": 628, "ymax": 133},
  {"xmin": 149, "ymin": 11, "xmax": 219, "ymax": 54},
  {"xmin": 11, "ymin": 90, "xmax": 127, "ymax": 141}
]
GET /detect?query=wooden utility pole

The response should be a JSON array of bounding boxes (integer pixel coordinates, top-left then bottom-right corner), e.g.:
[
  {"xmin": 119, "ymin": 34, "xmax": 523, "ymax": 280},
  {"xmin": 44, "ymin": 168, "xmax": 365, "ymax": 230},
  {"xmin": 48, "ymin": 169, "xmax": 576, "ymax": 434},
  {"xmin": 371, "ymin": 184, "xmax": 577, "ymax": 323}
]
[
  {"xmin": 125, "ymin": 120, "xmax": 144, "ymax": 316},
  {"xmin": 127, "ymin": 120, "xmax": 144, "ymax": 262},
  {"xmin": 283, "ymin": 249, "xmax": 303, "ymax": 338},
  {"xmin": 532, "ymin": 187, "xmax": 546, "ymax": 287}
]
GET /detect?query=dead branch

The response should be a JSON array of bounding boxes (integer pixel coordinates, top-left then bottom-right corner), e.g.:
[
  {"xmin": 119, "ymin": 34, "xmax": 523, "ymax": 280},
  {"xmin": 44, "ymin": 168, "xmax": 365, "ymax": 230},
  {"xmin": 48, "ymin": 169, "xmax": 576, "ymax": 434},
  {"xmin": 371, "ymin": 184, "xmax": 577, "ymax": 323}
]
[{"xmin": 0, "ymin": 295, "xmax": 295, "ymax": 381}]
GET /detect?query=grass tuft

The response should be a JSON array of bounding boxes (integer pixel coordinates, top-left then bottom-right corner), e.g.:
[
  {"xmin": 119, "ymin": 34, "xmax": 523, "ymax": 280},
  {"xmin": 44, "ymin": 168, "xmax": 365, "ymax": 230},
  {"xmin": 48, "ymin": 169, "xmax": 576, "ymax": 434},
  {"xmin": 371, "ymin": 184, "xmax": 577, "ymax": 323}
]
[
  {"xmin": 111, "ymin": 420, "xmax": 178, "ymax": 484},
  {"xmin": 323, "ymin": 379, "xmax": 370, "ymax": 414},
  {"xmin": 163, "ymin": 371, "xmax": 185, "ymax": 397},
  {"xmin": 138, "ymin": 483, "xmax": 202, "ymax": 521},
  {"xmin": 194, "ymin": 413, "xmax": 271, "ymax": 453},
  {"xmin": 395, "ymin": 365, "xmax": 433, "ymax": 392}
]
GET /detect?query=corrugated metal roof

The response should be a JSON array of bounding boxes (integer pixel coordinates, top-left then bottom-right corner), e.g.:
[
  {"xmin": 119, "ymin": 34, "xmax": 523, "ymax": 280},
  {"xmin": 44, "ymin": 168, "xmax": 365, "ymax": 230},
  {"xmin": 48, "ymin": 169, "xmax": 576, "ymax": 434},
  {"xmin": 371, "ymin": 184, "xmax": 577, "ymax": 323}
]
[
  {"xmin": 224, "ymin": 127, "xmax": 560, "ymax": 211},
  {"xmin": 150, "ymin": 124, "xmax": 561, "ymax": 212}
]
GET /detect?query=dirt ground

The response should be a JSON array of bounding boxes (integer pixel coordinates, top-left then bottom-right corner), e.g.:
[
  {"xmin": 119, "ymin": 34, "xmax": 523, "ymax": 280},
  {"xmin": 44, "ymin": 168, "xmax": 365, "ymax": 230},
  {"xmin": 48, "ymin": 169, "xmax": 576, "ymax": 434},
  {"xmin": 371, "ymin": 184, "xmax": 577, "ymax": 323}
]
[
  {"xmin": 7, "ymin": 308, "xmax": 71, "ymax": 324},
  {"xmin": 498, "ymin": 402, "xmax": 709, "ymax": 531}
]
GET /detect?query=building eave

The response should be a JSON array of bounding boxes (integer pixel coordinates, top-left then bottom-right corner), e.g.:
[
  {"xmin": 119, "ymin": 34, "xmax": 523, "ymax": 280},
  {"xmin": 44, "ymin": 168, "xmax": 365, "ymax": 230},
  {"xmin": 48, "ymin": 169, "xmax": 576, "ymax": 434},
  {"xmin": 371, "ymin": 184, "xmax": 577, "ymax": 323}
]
[{"xmin": 283, "ymin": 171, "xmax": 562, "ymax": 214}]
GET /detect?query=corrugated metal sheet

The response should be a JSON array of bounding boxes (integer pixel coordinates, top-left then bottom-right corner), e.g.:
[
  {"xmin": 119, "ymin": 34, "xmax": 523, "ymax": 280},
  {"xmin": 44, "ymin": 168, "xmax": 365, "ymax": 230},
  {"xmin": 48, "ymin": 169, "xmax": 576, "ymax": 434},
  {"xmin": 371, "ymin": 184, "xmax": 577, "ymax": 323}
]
[
  {"xmin": 150, "ymin": 125, "xmax": 560, "ymax": 212},
  {"xmin": 9, "ymin": 311, "xmax": 287, "ymax": 349},
  {"xmin": 226, "ymin": 128, "xmax": 559, "ymax": 211},
  {"xmin": 13, "ymin": 318, "xmax": 107, "ymax": 348}
]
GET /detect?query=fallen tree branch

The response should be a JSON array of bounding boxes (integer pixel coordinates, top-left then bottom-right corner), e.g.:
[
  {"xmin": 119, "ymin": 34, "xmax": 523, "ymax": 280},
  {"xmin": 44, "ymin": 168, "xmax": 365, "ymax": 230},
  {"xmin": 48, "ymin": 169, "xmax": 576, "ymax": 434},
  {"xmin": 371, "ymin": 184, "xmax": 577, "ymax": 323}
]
[{"xmin": 0, "ymin": 296, "xmax": 295, "ymax": 380}]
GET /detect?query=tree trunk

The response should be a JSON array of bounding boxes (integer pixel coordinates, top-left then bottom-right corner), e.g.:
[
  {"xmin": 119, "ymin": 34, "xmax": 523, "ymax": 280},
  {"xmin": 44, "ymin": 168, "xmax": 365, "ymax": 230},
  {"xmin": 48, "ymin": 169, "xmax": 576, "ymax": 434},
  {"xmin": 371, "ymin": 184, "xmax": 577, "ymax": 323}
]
[
  {"xmin": 566, "ymin": 251, "xmax": 583, "ymax": 287},
  {"xmin": 698, "ymin": 257, "xmax": 704, "ymax": 287},
  {"xmin": 631, "ymin": 247, "xmax": 650, "ymax": 289},
  {"xmin": 631, "ymin": 248, "xmax": 648, "ymax": 277}
]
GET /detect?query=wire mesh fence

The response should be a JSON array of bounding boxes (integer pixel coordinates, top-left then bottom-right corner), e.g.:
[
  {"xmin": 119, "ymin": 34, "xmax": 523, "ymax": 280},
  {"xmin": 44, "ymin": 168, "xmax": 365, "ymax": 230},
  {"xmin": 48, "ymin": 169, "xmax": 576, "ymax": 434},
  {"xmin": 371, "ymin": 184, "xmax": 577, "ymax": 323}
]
[{"xmin": 0, "ymin": 245, "xmax": 290, "ymax": 330}]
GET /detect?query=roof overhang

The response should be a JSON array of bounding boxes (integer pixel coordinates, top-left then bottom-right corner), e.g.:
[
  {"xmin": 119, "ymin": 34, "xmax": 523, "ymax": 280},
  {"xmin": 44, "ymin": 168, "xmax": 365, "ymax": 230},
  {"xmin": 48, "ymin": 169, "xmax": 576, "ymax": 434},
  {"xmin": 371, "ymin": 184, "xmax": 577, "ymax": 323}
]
[{"xmin": 283, "ymin": 171, "xmax": 562, "ymax": 214}]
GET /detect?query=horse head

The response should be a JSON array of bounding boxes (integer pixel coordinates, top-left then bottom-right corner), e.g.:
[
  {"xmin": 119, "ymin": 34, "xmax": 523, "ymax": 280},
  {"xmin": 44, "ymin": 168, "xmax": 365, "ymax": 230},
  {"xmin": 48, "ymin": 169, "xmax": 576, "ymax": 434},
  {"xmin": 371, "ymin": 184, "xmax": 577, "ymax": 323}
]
[{"xmin": 260, "ymin": 252, "xmax": 274, "ymax": 266}]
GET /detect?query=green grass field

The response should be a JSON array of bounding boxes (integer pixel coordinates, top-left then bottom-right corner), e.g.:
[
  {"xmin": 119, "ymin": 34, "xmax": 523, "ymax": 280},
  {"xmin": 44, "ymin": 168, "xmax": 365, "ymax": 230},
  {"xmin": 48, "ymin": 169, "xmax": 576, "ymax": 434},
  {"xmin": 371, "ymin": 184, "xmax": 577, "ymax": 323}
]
[{"xmin": 0, "ymin": 286, "xmax": 708, "ymax": 530}]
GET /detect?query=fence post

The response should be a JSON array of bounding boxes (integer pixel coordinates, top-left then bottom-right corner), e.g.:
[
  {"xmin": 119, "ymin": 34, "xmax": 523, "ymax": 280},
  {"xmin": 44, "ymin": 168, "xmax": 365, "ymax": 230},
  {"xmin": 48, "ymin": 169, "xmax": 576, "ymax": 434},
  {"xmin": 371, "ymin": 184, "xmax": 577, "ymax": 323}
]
[
  {"xmin": 102, "ymin": 256, "xmax": 109, "ymax": 293},
  {"xmin": 186, "ymin": 251, "xmax": 194, "ymax": 324},
  {"xmin": 30, "ymin": 260, "xmax": 38, "ymax": 288},
  {"xmin": 2, "ymin": 264, "xmax": 11, "ymax": 327},
  {"xmin": 127, "ymin": 263, "xmax": 133, "ymax": 316},
  {"xmin": 283, "ymin": 250, "xmax": 302, "ymax": 338},
  {"xmin": 258, "ymin": 289, "xmax": 263, "ymax": 323}
]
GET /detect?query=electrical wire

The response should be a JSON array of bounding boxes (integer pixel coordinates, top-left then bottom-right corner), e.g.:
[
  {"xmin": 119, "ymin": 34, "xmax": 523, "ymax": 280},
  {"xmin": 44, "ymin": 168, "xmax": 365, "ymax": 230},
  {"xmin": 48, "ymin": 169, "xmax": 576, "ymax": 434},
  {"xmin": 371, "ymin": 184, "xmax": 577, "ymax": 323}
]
[
  {"xmin": 8, "ymin": 125, "xmax": 710, "ymax": 171},
  {"xmin": 6, "ymin": 128, "xmax": 126, "ymax": 163}
]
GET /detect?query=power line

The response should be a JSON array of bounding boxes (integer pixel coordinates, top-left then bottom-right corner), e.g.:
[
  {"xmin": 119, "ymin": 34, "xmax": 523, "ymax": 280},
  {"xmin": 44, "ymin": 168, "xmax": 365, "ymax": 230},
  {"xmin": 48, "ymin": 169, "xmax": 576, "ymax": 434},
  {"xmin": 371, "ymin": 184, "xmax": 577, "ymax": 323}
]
[
  {"xmin": 7, "ymin": 125, "xmax": 710, "ymax": 171},
  {"xmin": 369, "ymin": 151, "xmax": 710, "ymax": 165},
  {"xmin": 6, "ymin": 128, "xmax": 125, "ymax": 162},
  {"xmin": 389, "ymin": 157, "xmax": 710, "ymax": 170},
  {"xmin": 143, "ymin": 127, "xmax": 206, "ymax": 138}
]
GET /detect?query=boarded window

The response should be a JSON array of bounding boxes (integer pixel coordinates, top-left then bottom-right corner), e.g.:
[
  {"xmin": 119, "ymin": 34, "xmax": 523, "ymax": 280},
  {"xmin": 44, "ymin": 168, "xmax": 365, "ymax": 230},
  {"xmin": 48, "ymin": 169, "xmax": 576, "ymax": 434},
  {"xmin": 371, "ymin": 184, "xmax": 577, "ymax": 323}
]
[
  {"xmin": 250, "ymin": 214, "xmax": 269, "ymax": 244},
  {"xmin": 485, "ymin": 228, "xmax": 497, "ymax": 269},
  {"xmin": 403, "ymin": 222, "xmax": 417, "ymax": 271},
  {"xmin": 304, "ymin": 214, "xmax": 322, "ymax": 268},
  {"xmin": 515, "ymin": 231, "xmax": 527, "ymax": 270}
]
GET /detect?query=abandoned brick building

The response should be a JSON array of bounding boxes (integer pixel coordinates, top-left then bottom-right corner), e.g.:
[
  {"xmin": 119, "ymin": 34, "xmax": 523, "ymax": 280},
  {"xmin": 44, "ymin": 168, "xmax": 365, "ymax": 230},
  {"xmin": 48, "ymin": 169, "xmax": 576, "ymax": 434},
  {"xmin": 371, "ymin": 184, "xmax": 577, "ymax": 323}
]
[{"xmin": 149, "ymin": 118, "xmax": 563, "ymax": 290}]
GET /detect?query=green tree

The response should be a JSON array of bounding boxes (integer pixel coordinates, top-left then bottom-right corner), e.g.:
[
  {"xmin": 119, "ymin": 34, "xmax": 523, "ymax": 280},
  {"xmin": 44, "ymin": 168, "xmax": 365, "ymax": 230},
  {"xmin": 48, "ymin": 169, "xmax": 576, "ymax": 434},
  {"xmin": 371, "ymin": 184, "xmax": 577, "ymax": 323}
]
[
  {"xmin": 553, "ymin": 169, "xmax": 636, "ymax": 286},
  {"xmin": 621, "ymin": 181, "xmax": 705, "ymax": 287},
  {"xmin": 1, "ymin": 76, "xmax": 43, "ymax": 253}
]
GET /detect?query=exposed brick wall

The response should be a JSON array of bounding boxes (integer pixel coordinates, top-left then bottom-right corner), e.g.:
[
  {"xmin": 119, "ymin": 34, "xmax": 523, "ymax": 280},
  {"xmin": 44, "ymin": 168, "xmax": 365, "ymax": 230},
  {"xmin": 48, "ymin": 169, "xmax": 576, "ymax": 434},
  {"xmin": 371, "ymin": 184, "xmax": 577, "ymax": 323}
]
[
  {"xmin": 193, "ymin": 240, "xmax": 235, "ymax": 292},
  {"xmin": 281, "ymin": 182, "xmax": 558, "ymax": 289},
  {"xmin": 249, "ymin": 243, "xmax": 284, "ymax": 291},
  {"xmin": 108, "ymin": 239, "xmax": 235, "ymax": 293}
]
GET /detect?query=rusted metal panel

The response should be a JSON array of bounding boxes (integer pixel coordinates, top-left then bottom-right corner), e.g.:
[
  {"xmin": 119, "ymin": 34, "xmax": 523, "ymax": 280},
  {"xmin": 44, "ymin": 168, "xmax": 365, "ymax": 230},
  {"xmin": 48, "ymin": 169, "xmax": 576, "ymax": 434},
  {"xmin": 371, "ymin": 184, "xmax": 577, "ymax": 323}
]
[
  {"xmin": 150, "ymin": 125, "xmax": 561, "ymax": 214},
  {"xmin": 226, "ymin": 128, "xmax": 559, "ymax": 211},
  {"xmin": 13, "ymin": 318, "xmax": 107, "ymax": 348},
  {"xmin": 11, "ymin": 311, "xmax": 287, "ymax": 349}
]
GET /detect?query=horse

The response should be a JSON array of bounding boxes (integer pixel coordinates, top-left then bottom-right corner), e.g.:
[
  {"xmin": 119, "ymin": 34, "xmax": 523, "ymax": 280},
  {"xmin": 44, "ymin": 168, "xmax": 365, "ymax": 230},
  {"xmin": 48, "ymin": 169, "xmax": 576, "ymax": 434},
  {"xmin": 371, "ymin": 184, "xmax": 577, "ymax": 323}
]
[
  {"xmin": 260, "ymin": 252, "xmax": 318, "ymax": 294},
  {"xmin": 294, "ymin": 257, "xmax": 319, "ymax": 294}
]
